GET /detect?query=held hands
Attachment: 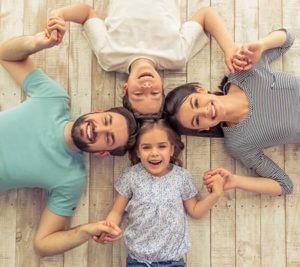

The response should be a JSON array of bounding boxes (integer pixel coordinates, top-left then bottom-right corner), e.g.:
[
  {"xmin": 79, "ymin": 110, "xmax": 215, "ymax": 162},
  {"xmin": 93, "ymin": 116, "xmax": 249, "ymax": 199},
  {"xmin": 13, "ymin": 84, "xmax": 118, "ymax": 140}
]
[
  {"xmin": 41, "ymin": 9, "xmax": 67, "ymax": 47},
  {"xmin": 84, "ymin": 220, "xmax": 122, "ymax": 245},
  {"xmin": 203, "ymin": 167, "xmax": 237, "ymax": 193},
  {"xmin": 232, "ymin": 41, "xmax": 264, "ymax": 72},
  {"xmin": 92, "ymin": 221, "xmax": 122, "ymax": 244}
]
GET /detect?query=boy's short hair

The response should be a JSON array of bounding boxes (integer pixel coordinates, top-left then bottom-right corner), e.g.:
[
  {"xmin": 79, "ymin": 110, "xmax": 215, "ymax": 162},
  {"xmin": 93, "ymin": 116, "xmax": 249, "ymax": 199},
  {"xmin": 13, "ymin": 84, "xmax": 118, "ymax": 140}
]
[{"xmin": 122, "ymin": 91, "xmax": 165, "ymax": 120}]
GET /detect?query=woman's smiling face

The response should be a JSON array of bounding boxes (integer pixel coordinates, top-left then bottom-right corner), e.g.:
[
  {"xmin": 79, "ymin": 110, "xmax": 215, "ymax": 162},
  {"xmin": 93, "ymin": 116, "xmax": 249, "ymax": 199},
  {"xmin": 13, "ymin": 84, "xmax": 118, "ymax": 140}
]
[{"xmin": 176, "ymin": 88, "xmax": 225, "ymax": 131}]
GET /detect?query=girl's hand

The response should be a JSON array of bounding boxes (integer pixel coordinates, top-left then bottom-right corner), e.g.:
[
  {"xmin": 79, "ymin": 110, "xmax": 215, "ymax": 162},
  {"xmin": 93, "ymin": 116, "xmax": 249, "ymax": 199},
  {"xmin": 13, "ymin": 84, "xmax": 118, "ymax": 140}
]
[
  {"xmin": 92, "ymin": 221, "xmax": 122, "ymax": 244},
  {"xmin": 210, "ymin": 174, "xmax": 224, "ymax": 196},
  {"xmin": 203, "ymin": 168, "xmax": 237, "ymax": 192}
]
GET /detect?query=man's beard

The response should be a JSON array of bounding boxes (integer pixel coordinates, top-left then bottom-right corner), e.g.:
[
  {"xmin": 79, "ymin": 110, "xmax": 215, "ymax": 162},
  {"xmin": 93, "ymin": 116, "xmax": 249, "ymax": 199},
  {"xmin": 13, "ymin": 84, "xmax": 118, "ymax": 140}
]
[{"xmin": 71, "ymin": 114, "xmax": 91, "ymax": 152}]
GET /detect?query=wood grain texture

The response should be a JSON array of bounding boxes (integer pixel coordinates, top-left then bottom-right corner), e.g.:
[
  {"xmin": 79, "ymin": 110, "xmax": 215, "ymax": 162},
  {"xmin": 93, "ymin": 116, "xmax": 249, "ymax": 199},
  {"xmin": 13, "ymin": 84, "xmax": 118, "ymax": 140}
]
[{"xmin": 0, "ymin": 1, "xmax": 299, "ymax": 266}]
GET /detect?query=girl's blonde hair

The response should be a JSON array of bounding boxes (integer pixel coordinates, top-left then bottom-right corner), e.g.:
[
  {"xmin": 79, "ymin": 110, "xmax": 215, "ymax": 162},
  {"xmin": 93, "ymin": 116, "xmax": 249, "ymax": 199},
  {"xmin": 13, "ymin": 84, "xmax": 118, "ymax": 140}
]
[{"xmin": 129, "ymin": 119, "xmax": 184, "ymax": 166}]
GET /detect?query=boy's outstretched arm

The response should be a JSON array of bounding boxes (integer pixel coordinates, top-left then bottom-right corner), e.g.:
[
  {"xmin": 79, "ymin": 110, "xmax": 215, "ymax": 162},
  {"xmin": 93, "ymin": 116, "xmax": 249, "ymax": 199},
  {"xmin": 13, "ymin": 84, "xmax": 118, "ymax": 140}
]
[
  {"xmin": 191, "ymin": 7, "xmax": 237, "ymax": 72},
  {"xmin": 50, "ymin": 3, "xmax": 97, "ymax": 24}
]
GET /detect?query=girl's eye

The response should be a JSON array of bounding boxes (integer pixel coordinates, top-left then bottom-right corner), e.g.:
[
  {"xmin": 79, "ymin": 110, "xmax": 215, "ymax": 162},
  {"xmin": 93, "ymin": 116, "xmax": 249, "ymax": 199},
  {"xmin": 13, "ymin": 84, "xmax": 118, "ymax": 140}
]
[
  {"xmin": 141, "ymin": 146, "xmax": 151, "ymax": 150},
  {"xmin": 159, "ymin": 145, "xmax": 167, "ymax": 149}
]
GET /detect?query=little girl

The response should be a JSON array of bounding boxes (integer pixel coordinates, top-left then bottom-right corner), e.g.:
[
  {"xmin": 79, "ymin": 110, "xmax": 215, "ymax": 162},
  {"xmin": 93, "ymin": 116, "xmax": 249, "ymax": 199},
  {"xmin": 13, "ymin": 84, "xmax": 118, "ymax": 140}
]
[{"xmin": 97, "ymin": 119, "xmax": 224, "ymax": 266}]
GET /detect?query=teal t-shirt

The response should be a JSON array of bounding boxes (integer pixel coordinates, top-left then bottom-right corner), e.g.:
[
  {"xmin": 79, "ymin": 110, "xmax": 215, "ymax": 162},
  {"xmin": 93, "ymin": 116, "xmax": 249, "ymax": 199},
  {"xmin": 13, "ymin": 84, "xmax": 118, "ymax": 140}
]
[{"xmin": 0, "ymin": 69, "xmax": 86, "ymax": 216}]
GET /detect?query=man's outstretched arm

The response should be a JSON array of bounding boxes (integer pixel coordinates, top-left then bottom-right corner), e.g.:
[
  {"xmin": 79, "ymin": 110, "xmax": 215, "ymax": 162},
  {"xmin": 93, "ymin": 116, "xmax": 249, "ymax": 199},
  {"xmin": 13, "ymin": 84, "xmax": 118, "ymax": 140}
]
[
  {"xmin": 0, "ymin": 23, "xmax": 64, "ymax": 85},
  {"xmin": 34, "ymin": 208, "xmax": 121, "ymax": 257}
]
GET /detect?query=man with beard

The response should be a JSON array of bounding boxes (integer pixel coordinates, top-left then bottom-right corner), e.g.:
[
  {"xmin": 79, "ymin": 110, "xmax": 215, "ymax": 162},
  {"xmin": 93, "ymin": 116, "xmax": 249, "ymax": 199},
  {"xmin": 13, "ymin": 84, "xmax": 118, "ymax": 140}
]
[{"xmin": 0, "ymin": 23, "xmax": 136, "ymax": 256}]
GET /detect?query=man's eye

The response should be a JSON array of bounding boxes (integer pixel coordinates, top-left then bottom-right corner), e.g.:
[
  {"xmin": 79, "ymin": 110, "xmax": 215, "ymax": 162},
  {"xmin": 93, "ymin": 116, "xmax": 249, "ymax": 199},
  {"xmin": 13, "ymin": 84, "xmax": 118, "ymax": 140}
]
[
  {"xmin": 134, "ymin": 92, "xmax": 143, "ymax": 96},
  {"xmin": 151, "ymin": 92, "xmax": 159, "ymax": 96},
  {"xmin": 194, "ymin": 99, "xmax": 199, "ymax": 108}
]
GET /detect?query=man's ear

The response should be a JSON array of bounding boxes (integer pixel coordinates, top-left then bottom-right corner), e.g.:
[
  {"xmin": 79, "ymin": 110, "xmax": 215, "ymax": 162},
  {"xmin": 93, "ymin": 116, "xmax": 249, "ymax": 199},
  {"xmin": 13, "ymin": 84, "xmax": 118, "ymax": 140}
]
[
  {"xmin": 94, "ymin": 151, "xmax": 111, "ymax": 158},
  {"xmin": 121, "ymin": 83, "xmax": 128, "ymax": 97},
  {"xmin": 195, "ymin": 87, "xmax": 208, "ymax": 94}
]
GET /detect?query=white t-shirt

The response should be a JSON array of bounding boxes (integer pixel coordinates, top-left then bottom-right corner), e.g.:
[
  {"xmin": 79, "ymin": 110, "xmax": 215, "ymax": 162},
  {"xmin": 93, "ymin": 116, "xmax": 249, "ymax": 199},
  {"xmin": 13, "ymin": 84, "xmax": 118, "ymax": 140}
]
[{"xmin": 83, "ymin": 0, "xmax": 208, "ymax": 73}]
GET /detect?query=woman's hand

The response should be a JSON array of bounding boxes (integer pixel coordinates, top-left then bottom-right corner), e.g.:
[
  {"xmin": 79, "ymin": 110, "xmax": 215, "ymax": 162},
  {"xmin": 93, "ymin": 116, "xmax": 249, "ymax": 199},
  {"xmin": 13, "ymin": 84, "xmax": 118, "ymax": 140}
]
[
  {"xmin": 203, "ymin": 168, "xmax": 237, "ymax": 192},
  {"xmin": 232, "ymin": 41, "xmax": 264, "ymax": 71}
]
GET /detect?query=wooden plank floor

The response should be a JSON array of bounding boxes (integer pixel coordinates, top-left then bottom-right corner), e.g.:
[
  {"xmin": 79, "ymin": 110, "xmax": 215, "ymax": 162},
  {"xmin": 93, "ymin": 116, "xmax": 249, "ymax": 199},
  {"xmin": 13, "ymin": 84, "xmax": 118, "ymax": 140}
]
[{"xmin": 1, "ymin": 1, "xmax": 300, "ymax": 266}]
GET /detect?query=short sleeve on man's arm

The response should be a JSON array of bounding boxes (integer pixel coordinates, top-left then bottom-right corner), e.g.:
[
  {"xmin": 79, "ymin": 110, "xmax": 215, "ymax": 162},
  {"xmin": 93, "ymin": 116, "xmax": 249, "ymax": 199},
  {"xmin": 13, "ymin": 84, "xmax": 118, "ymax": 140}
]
[
  {"xmin": 47, "ymin": 176, "xmax": 86, "ymax": 217},
  {"xmin": 22, "ymin": 69, "xmax": 68, "ymax": 98},
  {"xmin": 180, "ymin": 21, "xmax": 209, "ymax": 61}
]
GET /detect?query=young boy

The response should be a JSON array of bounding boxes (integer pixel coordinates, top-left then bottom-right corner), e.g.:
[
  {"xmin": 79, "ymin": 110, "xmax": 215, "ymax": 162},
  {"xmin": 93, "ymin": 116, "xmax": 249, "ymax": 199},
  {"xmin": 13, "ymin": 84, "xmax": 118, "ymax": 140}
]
[{"xmin": 48, "ymin": 1, "xmax": 237, "ymax": 118}]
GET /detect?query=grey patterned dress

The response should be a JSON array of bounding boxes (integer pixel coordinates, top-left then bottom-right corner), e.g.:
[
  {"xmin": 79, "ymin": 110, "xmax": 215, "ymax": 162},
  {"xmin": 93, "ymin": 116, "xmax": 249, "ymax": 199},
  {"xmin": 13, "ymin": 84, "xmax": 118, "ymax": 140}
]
[
  {"xmin": 115, "ymin": 163, "xmax": 198, "ymax": 263},
  {"xmin": 221, "ymin": 29, "xmax": 300, "ymax": 194}
]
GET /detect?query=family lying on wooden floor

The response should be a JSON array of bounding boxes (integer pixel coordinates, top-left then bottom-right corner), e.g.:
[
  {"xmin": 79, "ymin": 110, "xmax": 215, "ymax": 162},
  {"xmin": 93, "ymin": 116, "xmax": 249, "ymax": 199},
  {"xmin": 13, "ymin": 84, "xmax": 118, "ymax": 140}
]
[{"xmin": 0, "ymin": 1, "xmax": 299, "ymax": 266}]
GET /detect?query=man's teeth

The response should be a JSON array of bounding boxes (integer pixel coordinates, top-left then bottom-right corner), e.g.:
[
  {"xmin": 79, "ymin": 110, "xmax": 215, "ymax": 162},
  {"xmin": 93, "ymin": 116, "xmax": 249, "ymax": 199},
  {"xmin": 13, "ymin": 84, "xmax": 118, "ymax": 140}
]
[{"xmin": 87, "ymin": 124, "xmax": 92, "ymax": 141}]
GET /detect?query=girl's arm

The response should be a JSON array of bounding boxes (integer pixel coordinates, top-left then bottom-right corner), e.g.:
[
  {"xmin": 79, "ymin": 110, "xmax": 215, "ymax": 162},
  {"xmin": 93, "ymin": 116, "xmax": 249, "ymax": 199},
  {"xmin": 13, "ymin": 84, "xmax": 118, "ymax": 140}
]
[
  {"xmin": 191, "ymin": 7, "xmax": 237, "ymax": 72},
  {"xmin": 204, "ymin": 168, "xmax": 283, "ymax": 196},
  {"xmin": 184, "ymin": 174, "xmax": 224, "ymax": 219},
  {"xmin": 94, "ymin": 193, "xmax": 129, "ymax": 244}
]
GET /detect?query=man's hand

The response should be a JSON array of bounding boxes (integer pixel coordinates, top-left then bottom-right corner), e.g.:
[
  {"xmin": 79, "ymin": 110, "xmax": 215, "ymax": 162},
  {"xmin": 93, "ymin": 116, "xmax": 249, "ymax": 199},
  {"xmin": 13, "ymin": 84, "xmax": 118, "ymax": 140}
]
[
  {"xmin": 90, "ymin": 221, "xmax": 122, "ymax": 244},
  {"xmin": 46, "ymin": 15, "xmax": 67, "ymax": 45}
]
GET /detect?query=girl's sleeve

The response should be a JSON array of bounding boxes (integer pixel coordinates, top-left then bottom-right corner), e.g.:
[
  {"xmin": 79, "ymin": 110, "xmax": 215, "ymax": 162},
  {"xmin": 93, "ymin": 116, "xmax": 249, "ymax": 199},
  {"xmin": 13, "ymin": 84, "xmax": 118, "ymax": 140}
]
[
  {"xmin": 114, "ymin": 167, "xmax": 133, "ymax": 199},
  {"xmin": 180, "ymin": 170, "xmax": 198, "ymax": 200}
]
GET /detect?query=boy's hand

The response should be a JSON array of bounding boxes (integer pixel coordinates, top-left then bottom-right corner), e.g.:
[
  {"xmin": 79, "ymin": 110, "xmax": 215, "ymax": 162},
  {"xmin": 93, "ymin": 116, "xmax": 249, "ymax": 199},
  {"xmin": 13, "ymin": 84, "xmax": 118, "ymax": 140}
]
[
  {"xmin": 46, "ymin": 16, "xmax": 66, "ymax": 44},
  {"xmin": 232, "ymin": 41, "xmax": 264, "ymax": 71}
]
